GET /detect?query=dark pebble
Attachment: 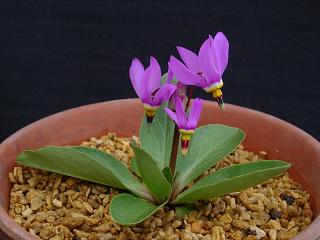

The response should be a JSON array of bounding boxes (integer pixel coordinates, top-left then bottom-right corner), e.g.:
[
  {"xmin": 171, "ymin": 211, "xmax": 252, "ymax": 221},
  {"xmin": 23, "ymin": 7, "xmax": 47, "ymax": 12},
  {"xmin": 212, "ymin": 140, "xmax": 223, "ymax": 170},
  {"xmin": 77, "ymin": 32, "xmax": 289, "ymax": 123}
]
[
  {"xmin": 72, "ymin": 186, "xmax": 80, "ymax": 192},
  {"xmin": 245, "ymin": 228, "xmax": 257, "ymax": 235},
  {"xmin": 280, "ymin": 193, "xmax": 295, "ymax": 205},
  {"xmin": 178, "ymin": 220, "xmax": 186, "ymax": 229},
  {"xmin": 269, "ymin": 208, "xmax": 283, "ymax": 219},
  {"xmin": 167, "ymin": 205, "xmax": 175, "ymax": 212}
]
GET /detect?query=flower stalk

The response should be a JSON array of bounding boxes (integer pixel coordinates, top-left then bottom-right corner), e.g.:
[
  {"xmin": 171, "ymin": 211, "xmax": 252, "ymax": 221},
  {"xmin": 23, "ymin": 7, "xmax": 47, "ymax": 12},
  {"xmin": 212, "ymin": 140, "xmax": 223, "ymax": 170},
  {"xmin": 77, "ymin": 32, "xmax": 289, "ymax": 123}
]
[{"xmin": 169, "ymin": 125, "xmax": 180, "ymax": 174}]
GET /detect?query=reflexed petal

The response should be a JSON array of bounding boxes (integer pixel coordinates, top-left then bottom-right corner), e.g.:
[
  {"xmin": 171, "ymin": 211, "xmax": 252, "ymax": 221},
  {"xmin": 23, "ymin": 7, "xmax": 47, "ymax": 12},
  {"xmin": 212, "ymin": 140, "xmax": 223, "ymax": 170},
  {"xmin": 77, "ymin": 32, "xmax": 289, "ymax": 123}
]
[
  {"xmin": 170, "ymin": 56, "xmax": 206, "ymax": 87},
  {"xmin": 177, "ymin": 46, "xmax": 201, "ymax": 73},
  {"xmin": 199, "ymin": 38, "xmax": 221, "ymax": 85},
  {"xmin": 148, "ymin": 57, "xmax": 161, "ymax": 93},
  {"xmin": 167, "ymin": 62, "xmax": 173, "ymax": 84},
  {"xmin": 174, "ymin": 97, "xmax": 188, "ymax": 129},
  {"xmin": 129, "ymin": 58, "xmax": 144, "ymax": 97},
  {"xmin": 208, "ymin": 35, "xmax": 219, "ymax": 72},
  {"xmin": 176, "ymin": 81, "xmax": 187, "ymax": 101},
  {"xmin": 212, "ymin": 32, "xmax": 229, "ymax": 74},
  {"xmin": 187, "ymin": 98, "xmax": 203, "ymax": 129},
  {"xmin": 164, "ymin": 107, "xmax": 178, "ymax": 125},
  {"xmin": 152, "ymin": 84, "xmax": 177, "ymax": 106},
  {"xmin": 140, "ymin": 67, "xmax": 151, "ymax": 103}
]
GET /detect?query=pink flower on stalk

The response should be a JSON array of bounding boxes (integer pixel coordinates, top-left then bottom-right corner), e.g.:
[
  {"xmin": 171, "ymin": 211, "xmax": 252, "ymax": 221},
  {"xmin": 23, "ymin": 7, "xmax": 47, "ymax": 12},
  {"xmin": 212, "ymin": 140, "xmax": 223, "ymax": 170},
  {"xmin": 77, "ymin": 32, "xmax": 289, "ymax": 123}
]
[
  {"xmin": 130, "ymin": 57, "xmax": 176, "ymax": 122},
  {"xmin": 165, "ymin": 97, "xmax": 203, "ymax": 155},
  {"xmin": 169, "ymin": 32, "xmax": 229, "ymax": 109}
]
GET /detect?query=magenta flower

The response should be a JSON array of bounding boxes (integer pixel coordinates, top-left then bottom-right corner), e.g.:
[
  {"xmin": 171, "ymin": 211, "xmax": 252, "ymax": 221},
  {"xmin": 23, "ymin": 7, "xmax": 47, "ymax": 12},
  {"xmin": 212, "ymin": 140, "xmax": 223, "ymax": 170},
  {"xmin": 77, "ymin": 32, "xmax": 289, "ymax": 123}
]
[
  {"xmin": 165, "ymin": 97, "xmax": 203, "ymax": 155},
  {"xmin": 167, "ymin": 81, "xmax": 187, "ymax": 110},
  {"xmin": 169, "ymin": 32, "xmax": 229, "ymax": 109},
  {"xmin": 130, "ymin": 57, "xmax": 176, "ymax": 122},
  {"xmin": 167, "ymin": 61, "xmax": 187, "ymax": 108}
]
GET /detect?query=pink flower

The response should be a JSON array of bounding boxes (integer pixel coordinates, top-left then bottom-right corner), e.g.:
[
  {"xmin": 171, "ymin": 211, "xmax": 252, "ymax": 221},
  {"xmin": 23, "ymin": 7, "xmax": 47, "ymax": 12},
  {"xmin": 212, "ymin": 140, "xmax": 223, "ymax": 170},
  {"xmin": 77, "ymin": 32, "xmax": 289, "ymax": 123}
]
[
  {"xmin": 130, "ymin": 57, "xmax": 176, "ymax": 122},
  {"xmin": 165, "ymin": 97, "xmax": 203, "ymax": 155},
  {"xmin": 167, "ymin": 63, "xmax": 187, "ymax": 108},
  {"xmin": 169, "ymin": 32, "xmax": 229, "ymax": 109}
]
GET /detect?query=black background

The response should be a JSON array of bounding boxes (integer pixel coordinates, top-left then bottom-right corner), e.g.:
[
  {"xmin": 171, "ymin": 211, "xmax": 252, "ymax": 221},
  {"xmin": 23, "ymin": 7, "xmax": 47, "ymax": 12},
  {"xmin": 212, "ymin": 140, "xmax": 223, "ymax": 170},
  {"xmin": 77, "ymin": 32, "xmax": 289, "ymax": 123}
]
[{"xmin": 0, "ymin": 0, "xmax": 319, "ymax": 141}]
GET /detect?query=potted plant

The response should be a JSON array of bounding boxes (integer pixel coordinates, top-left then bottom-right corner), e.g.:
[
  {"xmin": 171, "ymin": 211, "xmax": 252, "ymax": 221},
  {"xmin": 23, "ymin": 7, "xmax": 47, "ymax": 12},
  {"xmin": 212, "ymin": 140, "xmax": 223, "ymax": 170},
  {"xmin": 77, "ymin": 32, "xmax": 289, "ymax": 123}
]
[{"xmin": 0, "ymin": 32, "xmax": 319, "ymax": 240}]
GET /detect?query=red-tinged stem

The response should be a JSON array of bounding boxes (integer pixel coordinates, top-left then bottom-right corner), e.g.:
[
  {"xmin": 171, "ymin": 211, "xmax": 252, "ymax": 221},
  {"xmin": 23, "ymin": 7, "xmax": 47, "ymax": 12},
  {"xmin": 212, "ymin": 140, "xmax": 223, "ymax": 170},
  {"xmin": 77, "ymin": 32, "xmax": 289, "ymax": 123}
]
[
  {"xmin": 169, "ymin": 86, "xmax": 194, "ymax": 175},
  {"xmin": 169, "ymin": 125, "xmax": 179, "ymax": 174},
  {"xmin": 185, "ymin": 86, "xmax": 194, "ymax": 110}
]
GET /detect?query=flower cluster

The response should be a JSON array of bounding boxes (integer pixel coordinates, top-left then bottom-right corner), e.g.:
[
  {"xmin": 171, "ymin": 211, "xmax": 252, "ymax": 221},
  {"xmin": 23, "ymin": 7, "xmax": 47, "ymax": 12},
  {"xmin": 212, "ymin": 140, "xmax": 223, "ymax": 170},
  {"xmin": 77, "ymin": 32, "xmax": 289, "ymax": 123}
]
[{"xmin": 130, "ymin": 32, "xmax": 229, "ymax": 155}]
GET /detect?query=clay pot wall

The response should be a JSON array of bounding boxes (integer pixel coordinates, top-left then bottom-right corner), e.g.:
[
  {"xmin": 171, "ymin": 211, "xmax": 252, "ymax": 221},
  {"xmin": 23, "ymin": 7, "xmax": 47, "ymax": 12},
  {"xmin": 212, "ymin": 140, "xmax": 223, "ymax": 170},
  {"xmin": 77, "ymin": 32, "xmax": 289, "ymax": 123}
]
[{"xmin": 0, "ymin": 99, "xmax": 319, "ymax": 239}]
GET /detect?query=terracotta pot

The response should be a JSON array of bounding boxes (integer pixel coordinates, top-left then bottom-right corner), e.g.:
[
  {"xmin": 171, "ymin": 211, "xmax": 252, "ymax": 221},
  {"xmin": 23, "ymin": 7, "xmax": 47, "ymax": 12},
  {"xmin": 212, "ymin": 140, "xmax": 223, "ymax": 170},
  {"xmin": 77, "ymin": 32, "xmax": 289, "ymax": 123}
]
[{"xmin": 0, "ymin": 99, "xmax": 319, "ymax": 239}]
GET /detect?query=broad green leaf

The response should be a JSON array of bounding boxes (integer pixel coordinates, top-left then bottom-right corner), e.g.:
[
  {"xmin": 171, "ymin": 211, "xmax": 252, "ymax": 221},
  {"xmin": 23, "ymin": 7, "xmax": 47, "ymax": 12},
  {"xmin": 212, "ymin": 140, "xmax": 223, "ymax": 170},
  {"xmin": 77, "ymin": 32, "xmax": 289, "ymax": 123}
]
[
  {"xmin": 130, "ymin": 157, "xmax": 141, "ymax": 177},
  {"xmin": 173, "ymin": 160, "xmax": 291, "ymax": 204},
  {"xmin": 17, "ymin": 146, "xmax": 152, "ymax": 201},
  {"xmin": 110, "ymin": 193, "xmax": 166, "ymax": 225},
  {"xmin": 174, "ymin": 124, "xmax": 245, "ymax": 194},
  {"xmin": 175, "ymin": 204, "xmax": 196, "ymax": 218},
  {"xmin": 162, "ymin": 167, "xmax": 173, "ymax": 184},
  {"xmin": 140, "ymin": 104, "xmax": 175, "ymax": 169},
  {"xmin": 132, "ymin": 145, "xmax": 171, "ymax": 203}
]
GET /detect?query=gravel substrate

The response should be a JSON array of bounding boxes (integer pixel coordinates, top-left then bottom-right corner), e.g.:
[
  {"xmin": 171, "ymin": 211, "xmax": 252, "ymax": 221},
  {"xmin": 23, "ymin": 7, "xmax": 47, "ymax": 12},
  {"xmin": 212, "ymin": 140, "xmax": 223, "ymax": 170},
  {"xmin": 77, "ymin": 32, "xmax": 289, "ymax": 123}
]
[{"xmin": 8, "ymin": 133, "xmax": 313, "ymax": 240}]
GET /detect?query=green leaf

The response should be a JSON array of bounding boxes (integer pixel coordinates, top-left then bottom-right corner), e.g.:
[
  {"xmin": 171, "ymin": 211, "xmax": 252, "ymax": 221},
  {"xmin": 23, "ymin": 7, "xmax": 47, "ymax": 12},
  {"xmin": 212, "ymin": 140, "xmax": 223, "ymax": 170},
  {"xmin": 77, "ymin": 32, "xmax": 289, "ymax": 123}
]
[
  {"xmin": 17, "ymin": 146, "xmax": 153, "ymax": 201},
  {"xmin": 130, "ymin": 157, "xmax": 141, "ymax": 177},
  {"xmin": 140, "ymin": 104, "xmax": 175, "ymax": 170},
  {"xmin": 162, "ymin": 167, "xmax": 173, "ymax": 184},
  {"xmin": 174, "ymin": 124, "xmax": 245, "ymax": 194},
  {"xmin": 110, "ymin": 193, "xmax": 166, "ymax": 225},
  {"xmin": 160, "ymin": 73, "xmax": 169, "ymax": 84},
  {"xmin": 160, "ymin": 73, "xmax": 178, "ymax": 85},
  {"xmin": 173, "ymin": 160, "xmax": 291, "ymax": 204},
  {"xmin": 175, "ymin": 204, "xmax": 196, "ymax": 218},
  {"xmin": 131, "ymin": 145, "xmax": 171, "ymax": 203}
]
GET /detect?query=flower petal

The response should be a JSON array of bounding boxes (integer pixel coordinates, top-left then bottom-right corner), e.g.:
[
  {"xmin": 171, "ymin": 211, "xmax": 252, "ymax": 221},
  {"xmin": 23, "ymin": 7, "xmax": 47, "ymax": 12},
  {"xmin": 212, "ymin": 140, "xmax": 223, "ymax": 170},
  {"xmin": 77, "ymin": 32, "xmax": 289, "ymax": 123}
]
[
  {"xmin": 199, "ymin": 37, "xmax": 220, "ymax": 85},
  {"xmin": 152, "ymin": 84, "xmax": 176, "ymax": 106},
  {"xmin": 177, "ymin": 46, "xmax": 201, "ymax": 73},
  {"xmin": 129, "ymin": 58, "xmax": 144, "ymax": 97},
  {"xmin": 148, "ymin": 57, "xmax": 161, "ymax": 93},
  {"xmin": 140, "ymin": 66, "xmax": 151, "ymax": 104},
  {"xmin": 176, "ymin": 81, "xmax": 187, "ymax": 102},
  {"xmin": 164, "ymin": 107, "xmax": 178, "ymax": 125},
  {"xmin": 170, "ymin": 56, "xmax": 206, "ymax": 87},
  {"xmin": 166, "ymin": 62, "xmax": 173, "ymax": 84},
  {"xmin": 174, "ymin": 96, "xmax": 188, "ymax": 129},
  {"xmin": 212, "ymin": 32, "xmax": 229, "ymax": 74},
  {"xmin": 187, "ymin": 98, "xmax": 203, "ymax": 129}
]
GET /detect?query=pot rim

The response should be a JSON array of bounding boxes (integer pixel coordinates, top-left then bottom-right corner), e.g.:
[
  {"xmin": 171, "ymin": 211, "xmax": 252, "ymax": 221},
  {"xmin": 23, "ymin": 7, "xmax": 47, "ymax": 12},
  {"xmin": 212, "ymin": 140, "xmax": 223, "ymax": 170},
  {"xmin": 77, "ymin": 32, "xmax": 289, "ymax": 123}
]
[{"xmin": 0, "ymin": 98, "xmax": 319, "ymax": 240}]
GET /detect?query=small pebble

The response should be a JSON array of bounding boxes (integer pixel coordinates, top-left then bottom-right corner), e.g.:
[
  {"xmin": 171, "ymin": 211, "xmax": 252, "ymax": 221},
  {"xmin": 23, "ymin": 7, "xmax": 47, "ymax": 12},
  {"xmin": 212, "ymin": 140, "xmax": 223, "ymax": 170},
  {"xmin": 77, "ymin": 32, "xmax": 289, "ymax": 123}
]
[
  {"xmin": 280, "ymin": 193, "xmax": 295, "ymax": 205},
  {"xmin": 248, "ymin": 226, "xmax": 266, "ymax": 240},
  {"xmin": 269, "ymin": 229, "xmax": 277, "ymax": 240},
  {"xmin": 30, "ymin": 197, "xmax": 43, "ymax": 211},
  {"xmin": 269, "ymin": 208, "xmax": 283, "ymax": 219},
  {"xmin": 22, "ymin": 208, "xmax": 33, "ymax": 218},
  {"xmin": 7, "ymin": 135, "xmax": 313, "ymax": 240},
  {"xmin": 245, "ymin": 228, "xmax": 257, "ymax": 235},
  {"xmin": 52, "ymin": 199, "xmax": 62, "ymax": 208}
]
